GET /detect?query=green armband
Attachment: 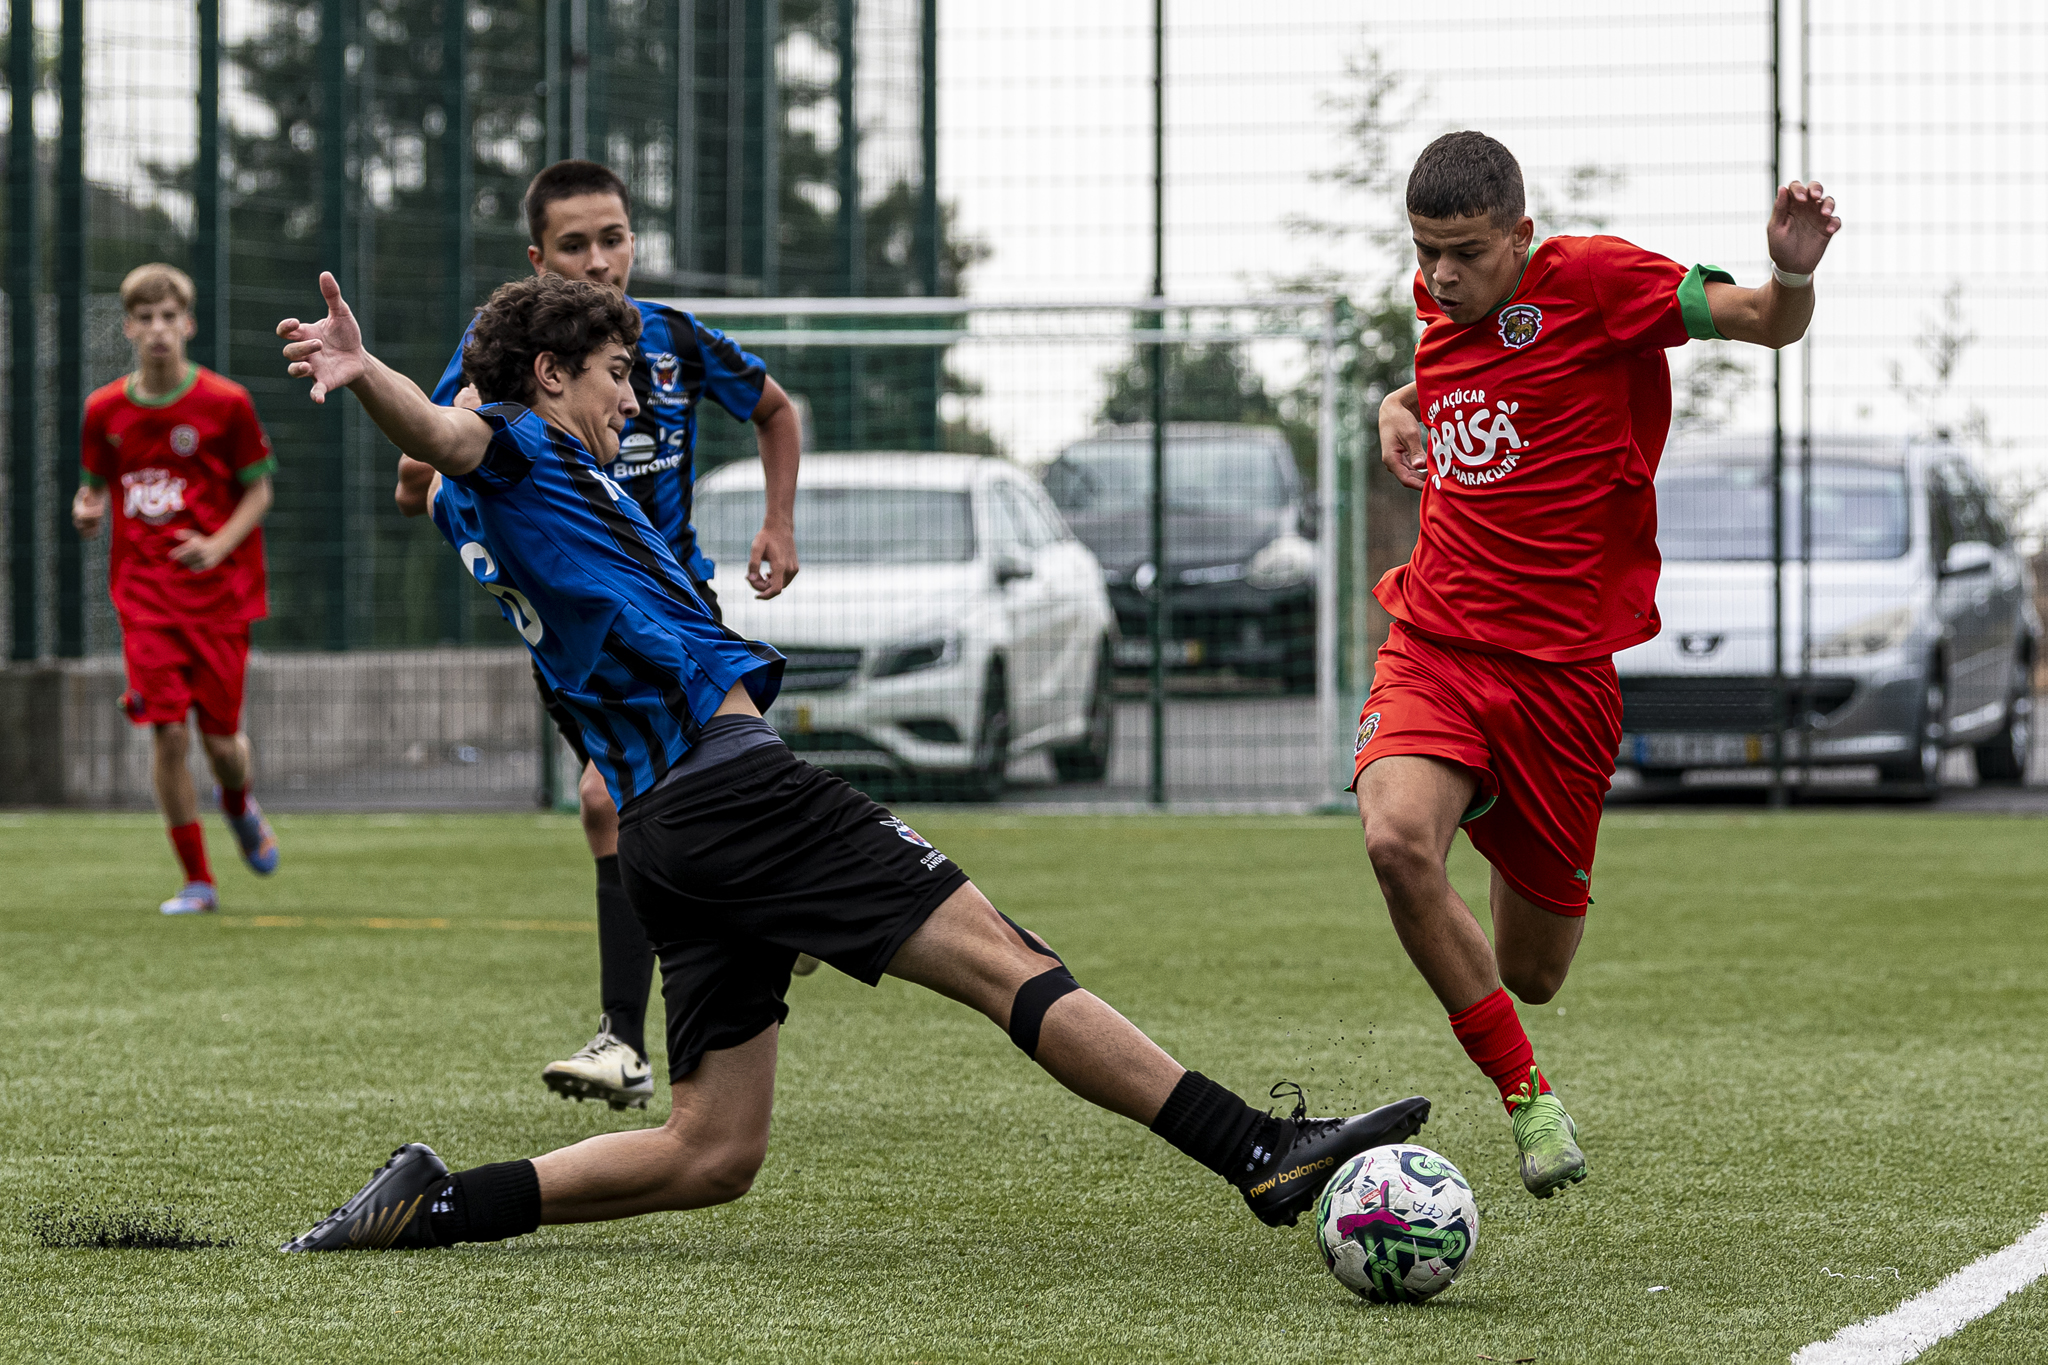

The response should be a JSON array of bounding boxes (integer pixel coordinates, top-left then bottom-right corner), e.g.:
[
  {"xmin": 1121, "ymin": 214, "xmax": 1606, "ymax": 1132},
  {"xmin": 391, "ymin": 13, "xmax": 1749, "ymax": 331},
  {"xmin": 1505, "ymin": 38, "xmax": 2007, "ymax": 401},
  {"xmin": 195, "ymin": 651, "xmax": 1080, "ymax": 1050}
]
[{"xmin": 1677, "ymin": 263, "xmax": 1737, "ymax": 341}]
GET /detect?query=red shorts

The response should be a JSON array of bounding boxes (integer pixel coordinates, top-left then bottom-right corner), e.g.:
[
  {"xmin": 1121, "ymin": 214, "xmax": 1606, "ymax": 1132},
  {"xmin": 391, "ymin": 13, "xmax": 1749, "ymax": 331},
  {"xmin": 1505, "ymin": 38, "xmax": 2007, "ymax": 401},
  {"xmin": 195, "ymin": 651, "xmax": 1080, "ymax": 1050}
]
[
  {"xmin": 1352, "ymin": 621, "xmax": 1622, "ymax": 916},
  {"xmin": 119, "ymin": 622, "xmax": 251, "ymax": 736}
]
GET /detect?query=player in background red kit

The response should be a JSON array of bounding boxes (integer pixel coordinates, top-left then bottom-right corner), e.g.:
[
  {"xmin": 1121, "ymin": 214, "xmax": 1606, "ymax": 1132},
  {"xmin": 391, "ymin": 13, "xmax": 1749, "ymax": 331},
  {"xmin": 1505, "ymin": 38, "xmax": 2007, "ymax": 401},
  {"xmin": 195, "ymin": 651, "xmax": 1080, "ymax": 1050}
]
[
  {"xmin": 71, "ymin": 264, "xmax": 282, "ymax": 915},
  {"xmin": 1357, "ymin": 133, "xmax": 1840, "ymax": 1197}
]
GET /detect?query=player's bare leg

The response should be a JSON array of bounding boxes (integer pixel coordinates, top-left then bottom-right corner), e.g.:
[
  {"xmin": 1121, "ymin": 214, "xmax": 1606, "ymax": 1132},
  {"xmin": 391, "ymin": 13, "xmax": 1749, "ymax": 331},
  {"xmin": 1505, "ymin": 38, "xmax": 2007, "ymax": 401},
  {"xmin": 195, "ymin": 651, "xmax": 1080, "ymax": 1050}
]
[
  {"xmin": 541, "ymin": 760, "xmax": 657, "ymax": 1111},
  {"xmin": 534, "ymin": 1026, "xmax": 778, "ymax": 1221},
  {"xmin": 1357, "ymin": 754, "xmax": 1586, "ymax": 1197},
  {"xmin": 884, "ymin": 883, "xmax": 1182, "ymax": 1123},
  {"xmin": 152, "ymin": 721, "xmax": 201, "ymax": 828},
  {"xmin": 1489, "ymin": 867, "xmax": 1583, "ymax": 1007},
  {"xmin": 150, "ymin": 721, "xmax": 216, "ymax": 915},
  {"xmin": 201, "ymin": 728, "xmax": 277, "ymax": 875}
]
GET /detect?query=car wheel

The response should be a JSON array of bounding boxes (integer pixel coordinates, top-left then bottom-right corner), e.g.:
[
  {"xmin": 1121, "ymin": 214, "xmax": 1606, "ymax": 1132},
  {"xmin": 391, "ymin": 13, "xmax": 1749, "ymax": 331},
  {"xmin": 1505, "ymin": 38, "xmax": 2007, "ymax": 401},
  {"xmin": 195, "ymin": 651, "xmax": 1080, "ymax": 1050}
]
[
  {"xmin": 960, "ymin": 661, "xmax": 1010, "ymax": 802},
  {"xmin": 1052, "ymin": 637, "xmax": 1115, "ymax": 783},
  {"xmin": 1973, "ymin": 656, "xmax": 2033, "ymax": 786},
  {"xmin": 1878, "ymin": 664, "xmax": 1945, "ymax": 800}
]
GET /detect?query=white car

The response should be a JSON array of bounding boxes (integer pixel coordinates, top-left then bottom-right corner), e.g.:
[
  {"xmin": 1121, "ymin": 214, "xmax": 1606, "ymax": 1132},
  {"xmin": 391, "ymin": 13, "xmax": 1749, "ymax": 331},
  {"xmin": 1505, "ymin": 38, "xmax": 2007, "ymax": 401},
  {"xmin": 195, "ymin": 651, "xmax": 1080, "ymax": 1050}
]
[{"xmin": 694, "ymin": 453, "xmax": 1118, "ymax": 798}]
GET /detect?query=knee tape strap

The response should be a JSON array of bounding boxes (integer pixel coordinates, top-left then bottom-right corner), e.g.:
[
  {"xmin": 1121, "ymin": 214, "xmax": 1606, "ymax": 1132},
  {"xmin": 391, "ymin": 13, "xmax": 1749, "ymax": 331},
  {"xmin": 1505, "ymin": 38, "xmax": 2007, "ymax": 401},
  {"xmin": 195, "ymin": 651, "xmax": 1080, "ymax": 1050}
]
[
  {"xmin": 1000, "ymin": 911, "xmax": 1064, "ymax": 965},
  {"xmin": 1008, "ymin": 966, "xmax": 1081, "ymax": 1058}
]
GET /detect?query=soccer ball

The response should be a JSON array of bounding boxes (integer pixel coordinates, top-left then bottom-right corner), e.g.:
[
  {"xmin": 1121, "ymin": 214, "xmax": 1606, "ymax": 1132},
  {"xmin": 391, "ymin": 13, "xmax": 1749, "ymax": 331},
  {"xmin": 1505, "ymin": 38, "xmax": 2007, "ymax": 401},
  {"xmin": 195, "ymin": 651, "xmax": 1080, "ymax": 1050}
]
[{"xmin": 1313, "ymin": 1144, "xmax": 1477, "ymax": 1303}]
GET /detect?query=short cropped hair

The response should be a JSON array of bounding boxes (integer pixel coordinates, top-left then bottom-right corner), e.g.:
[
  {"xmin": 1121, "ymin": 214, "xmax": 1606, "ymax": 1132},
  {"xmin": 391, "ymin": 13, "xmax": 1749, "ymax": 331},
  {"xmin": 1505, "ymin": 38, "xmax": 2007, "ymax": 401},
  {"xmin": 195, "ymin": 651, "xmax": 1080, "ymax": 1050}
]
[
  {"xmin": 523, "ymin": 159, "xmax": 632, "ymax": 247},
  {"xmin": 462, "ymin": 273, "xmax": 643, "ymax": 406},
  {"xmin": 1406, "ymin": 131, "xmax": 1526, "ymax": 228},
  {"xmin": 120, "ymin": 263, "xmax": 196, "ymax": 313}
]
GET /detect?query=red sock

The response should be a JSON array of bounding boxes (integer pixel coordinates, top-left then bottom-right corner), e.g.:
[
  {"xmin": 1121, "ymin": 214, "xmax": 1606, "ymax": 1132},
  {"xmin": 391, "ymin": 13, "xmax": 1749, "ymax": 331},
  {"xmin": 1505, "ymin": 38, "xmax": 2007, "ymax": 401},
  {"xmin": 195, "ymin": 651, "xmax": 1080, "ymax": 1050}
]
[
  {"xmin": 168, "ymin": 822, "xmax": 213, "ymax": 886},
  {"xmin": 1448, "ymin": 987, "xmax": 1551, "ymax": 1112},
  {"xmin": 219, "ymin": 785, "xmax": 249, "ymax": 819}
]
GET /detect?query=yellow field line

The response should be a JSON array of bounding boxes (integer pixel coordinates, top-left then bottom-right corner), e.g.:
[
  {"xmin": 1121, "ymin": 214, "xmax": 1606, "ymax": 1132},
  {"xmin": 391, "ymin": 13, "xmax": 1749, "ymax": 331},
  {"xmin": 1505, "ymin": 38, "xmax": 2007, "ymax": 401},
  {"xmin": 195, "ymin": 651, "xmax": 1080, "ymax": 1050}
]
[{"xmin": 218, "ymin": 915, "xmax": 593, "ymax": 932}]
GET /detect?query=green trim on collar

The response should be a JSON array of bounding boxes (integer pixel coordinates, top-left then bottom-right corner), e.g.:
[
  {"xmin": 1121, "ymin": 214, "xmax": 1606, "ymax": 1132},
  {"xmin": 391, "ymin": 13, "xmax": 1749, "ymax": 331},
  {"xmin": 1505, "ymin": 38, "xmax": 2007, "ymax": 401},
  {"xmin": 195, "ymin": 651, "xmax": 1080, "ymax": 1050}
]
[
  {"xmin": 237, "ymin": 455, "xmax": 279, "ymax": 486},
  {"xmin": 125, "ymin": 364, "xmax": 200, "ymax": 408},
  {"xmin": 1486, "ymin": 240, "xmax": 1542, "ymax": 318},
  {"xmin": 79, "ymin": 467, "xmax": 106, "ymax": 489},
  {"xmin": 1678, "ymin": 263, "xmax": 1736, "ymax": 341}
]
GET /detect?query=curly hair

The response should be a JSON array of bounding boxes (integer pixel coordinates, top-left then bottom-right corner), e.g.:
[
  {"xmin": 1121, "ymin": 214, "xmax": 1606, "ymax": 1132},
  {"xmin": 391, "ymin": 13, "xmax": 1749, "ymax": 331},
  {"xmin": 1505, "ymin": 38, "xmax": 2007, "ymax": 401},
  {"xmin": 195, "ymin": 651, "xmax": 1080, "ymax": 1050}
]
[{"xmin": 461, "ymin": 274, "xmax": 642, "ymax": 406}]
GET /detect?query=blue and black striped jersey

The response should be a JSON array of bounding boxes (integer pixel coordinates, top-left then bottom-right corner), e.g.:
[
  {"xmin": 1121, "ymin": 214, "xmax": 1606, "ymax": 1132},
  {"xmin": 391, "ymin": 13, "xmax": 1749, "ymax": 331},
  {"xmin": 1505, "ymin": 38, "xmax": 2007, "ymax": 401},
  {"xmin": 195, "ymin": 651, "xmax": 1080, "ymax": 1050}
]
[
  {"xmin": 429, "ymin": 403, "xmax": 783, "ymax": 809},
  {"xmin": 432, "ymin": 296, "xmax": 767, "ymax": 584}
]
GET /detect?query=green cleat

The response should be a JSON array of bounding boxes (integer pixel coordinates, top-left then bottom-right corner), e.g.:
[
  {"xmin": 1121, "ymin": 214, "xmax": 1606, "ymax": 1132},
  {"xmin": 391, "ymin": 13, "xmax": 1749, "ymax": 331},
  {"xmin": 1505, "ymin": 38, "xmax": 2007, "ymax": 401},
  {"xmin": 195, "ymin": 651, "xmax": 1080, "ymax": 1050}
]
[{"xmin": 1507, "ymin": 1067, "xmax": 1587, "ymax": 1199}]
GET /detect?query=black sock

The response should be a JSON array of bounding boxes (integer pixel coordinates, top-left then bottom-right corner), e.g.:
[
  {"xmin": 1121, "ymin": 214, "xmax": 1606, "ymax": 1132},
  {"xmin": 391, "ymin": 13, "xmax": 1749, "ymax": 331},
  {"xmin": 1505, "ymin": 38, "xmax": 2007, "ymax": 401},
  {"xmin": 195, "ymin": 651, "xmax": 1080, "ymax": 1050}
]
[
  {"xmin": 594, "ymin": 855, "xmax": 653, "ymax": 1059},
  {"xmin": 1149, "ymin": 1071, "xmax": 1286, "ymax": 1183},
  {"xmin": 427, "ymin": 1160, "xmax": 543, "ymax": 1245}
]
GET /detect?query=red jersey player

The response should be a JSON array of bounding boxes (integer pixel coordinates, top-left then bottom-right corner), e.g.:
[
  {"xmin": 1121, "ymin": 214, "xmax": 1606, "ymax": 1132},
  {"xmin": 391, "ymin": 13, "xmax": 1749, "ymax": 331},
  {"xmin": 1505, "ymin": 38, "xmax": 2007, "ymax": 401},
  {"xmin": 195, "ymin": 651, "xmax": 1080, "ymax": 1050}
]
[
  {"xmin": 71, "ymin": 263, "xmax": 283, "ymax": 914},
  {"xmin": 1357, "ymin": 133, "xmax": 1840, "ymax": 1197}
]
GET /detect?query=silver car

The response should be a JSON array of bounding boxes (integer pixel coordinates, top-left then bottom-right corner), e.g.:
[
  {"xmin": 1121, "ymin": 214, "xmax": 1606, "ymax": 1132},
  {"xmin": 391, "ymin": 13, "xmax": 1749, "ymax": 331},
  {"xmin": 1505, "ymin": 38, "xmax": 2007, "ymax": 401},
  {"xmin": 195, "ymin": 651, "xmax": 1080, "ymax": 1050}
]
[{"xmin": 1615, "ymin": 436, "xmax": 2039, "ymax": 794}]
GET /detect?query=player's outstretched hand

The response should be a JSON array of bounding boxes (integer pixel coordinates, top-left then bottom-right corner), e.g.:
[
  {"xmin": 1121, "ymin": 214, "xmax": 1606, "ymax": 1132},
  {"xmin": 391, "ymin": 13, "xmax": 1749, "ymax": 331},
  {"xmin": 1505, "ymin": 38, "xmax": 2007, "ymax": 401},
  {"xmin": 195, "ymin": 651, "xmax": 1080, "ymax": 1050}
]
[
  {"xmin": 1380, "ymin": 394, "xmax": 1429, "ymax": 493},
  {"xmin": 1768, "ymin": 181, "xmax": 1840, "ymax": 276},
  {"xmin": 277, "ymin": 272, "xmax": 367, "ymax": 403}
]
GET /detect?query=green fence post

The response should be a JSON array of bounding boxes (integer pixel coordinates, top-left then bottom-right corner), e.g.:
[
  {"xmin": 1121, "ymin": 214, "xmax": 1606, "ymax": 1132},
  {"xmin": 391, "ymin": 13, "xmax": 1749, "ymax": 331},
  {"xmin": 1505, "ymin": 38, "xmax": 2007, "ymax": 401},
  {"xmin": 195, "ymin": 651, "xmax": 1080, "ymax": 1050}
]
[
  {"xmin": 441, "ymin": 0, "xmax": 472, "ymax": 643},
  {"xmin": 53, "ymin": 0, "xmax": 82, "ymax": 658},
  {"xmin": 915, "ymin": 0, "xmax": 939, "ymax": 450},
  {"xmin": 193, "ymin": 0, "xmax": 223, "ymax": 370},
  {"xmin": 7, "ymin": 0, "xmax": 38, "ymax": 661},
  {"xmin": 318, "ymin": 0, "xmax": 349, "ymax": 649}
]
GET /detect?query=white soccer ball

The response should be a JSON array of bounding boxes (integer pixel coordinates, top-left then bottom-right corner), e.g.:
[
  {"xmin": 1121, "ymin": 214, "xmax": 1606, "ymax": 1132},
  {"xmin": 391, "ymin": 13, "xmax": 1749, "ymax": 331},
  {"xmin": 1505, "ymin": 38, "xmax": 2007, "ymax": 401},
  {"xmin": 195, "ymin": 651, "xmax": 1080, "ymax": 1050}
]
[{"xmin": 1313, "ymin": 1143, "xmax": 1478, "ymax": 1303}]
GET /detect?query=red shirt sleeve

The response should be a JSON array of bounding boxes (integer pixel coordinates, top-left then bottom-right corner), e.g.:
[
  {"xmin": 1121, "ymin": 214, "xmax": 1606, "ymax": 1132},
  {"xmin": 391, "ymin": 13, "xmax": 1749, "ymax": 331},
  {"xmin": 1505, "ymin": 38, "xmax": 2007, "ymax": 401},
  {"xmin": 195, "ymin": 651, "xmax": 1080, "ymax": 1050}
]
[
  {"xmin": 226, "ymin": 387, "xmax": 276, "ymax": 483},
  {"xmin": 1582, "ymin": 236, "xmax": 1692, "ymax": 352},
  {"xmin": 80, "ymin": 393, "xmax": 112, "ymax": 487}
]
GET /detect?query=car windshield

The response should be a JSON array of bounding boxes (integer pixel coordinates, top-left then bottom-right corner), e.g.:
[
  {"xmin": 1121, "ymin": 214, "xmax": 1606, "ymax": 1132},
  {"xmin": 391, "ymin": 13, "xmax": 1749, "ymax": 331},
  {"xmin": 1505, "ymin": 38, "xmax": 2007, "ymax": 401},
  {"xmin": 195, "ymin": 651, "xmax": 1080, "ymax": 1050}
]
[
  {"xmin": 1045, "ymin": 437, "xmax": 1290, "ymax": 515},
  {"xmin": 696, "ymin": 487, "xmax": 976, "ymax": 565},
  {"xmin": 1658, "ymin": 461, "xmax": 1911, "ymax": 561}
]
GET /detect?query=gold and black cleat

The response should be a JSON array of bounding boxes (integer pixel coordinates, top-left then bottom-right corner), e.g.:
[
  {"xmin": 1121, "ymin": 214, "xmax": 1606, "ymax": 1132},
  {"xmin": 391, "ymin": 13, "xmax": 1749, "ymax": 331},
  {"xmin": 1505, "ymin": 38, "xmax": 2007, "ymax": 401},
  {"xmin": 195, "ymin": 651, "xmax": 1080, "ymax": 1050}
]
[
  {"xmin": 279, "ymin": 1143, "xmax": 449, "ymax": 1252},
  {"xmin": 1236, "ymin": 1086, "xmax": 1432, "ymax": 1228}
]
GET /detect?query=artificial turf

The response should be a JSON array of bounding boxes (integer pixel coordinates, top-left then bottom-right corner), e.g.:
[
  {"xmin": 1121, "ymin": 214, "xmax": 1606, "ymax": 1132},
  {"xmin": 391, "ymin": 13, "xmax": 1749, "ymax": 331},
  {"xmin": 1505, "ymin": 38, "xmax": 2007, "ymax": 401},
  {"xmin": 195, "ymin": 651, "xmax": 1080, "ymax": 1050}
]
[{"xmin": 5, "ymin": 808, "xmax": 2048, "ymax": 1363}]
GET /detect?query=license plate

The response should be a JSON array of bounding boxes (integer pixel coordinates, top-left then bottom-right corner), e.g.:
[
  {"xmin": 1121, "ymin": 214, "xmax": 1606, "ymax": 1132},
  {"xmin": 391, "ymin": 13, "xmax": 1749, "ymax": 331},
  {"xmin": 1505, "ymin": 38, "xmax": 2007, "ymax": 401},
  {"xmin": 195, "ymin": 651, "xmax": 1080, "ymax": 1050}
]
[
  {"xmin": 1113, "ymin": 638, "xmax": 1202, "ymax": 667},
  {"xmin": 1625, "ymin": 732, "xmax": 1763, "ymax": 767}
]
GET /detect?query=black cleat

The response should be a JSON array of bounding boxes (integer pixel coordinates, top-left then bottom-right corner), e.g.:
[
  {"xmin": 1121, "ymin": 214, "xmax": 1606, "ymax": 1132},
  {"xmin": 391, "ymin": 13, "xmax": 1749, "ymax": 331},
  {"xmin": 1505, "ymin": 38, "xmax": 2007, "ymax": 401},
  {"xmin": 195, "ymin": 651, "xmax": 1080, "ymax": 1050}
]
[
  {"xmin": 1236, "ymin": 1084, "xmax": 1432, "ymax": 1228},
  {"xmin": 279, "ymin": 1143, "xmax": 450, "ymax": 1252}
]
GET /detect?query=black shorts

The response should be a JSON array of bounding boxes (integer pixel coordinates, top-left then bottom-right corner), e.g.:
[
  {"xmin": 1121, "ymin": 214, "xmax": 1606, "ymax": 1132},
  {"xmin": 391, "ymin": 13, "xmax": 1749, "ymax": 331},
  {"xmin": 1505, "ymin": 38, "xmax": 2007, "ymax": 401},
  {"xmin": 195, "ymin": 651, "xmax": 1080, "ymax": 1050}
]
[
  {"xmin": 617, "ymin": 742, "xmax": 969, "ymax": 1081},
  {"xmin": 533, "ymin": 575, "xmax": 722, "ymax": 771}
]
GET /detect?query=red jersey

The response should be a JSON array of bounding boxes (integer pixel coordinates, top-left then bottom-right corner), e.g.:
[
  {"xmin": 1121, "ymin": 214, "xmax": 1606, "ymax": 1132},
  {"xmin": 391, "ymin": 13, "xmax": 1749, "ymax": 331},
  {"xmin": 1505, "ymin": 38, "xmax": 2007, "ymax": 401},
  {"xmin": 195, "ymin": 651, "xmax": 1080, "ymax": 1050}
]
[
  {"xmin": 81, "ymin": 365, "xmax": 276, "ymax": 626},
  {"xmin": 1374, "ymin": 235, "xmax": 1730, "ymax": 663}
]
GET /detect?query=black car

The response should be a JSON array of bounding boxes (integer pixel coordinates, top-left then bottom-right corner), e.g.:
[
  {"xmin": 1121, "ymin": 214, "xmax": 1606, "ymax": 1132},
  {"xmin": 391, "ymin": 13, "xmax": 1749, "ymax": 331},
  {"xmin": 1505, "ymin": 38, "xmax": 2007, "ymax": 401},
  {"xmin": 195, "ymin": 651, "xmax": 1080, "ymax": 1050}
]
[{"xmin": 1042, "ymin": 423, "xmax": 1317, "ymax": 690}]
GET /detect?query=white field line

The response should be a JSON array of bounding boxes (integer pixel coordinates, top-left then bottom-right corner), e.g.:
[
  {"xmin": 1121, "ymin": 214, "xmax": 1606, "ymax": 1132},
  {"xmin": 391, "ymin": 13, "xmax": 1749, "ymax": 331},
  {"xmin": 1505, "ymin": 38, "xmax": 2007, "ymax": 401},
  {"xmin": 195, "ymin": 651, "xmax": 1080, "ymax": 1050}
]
[{"xmin": 1792, "ymin": 1213, "xmax": 2048, "ymax": 1365}]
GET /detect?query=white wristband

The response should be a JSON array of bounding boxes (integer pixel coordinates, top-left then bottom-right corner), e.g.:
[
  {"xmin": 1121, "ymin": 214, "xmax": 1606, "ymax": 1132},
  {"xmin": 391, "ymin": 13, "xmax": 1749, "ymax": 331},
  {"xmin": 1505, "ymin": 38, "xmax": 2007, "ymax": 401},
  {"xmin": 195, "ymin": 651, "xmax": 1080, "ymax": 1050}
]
[{"xmin": 1772, "ymin": 264, "xmax": 1814, "ymax": 289}]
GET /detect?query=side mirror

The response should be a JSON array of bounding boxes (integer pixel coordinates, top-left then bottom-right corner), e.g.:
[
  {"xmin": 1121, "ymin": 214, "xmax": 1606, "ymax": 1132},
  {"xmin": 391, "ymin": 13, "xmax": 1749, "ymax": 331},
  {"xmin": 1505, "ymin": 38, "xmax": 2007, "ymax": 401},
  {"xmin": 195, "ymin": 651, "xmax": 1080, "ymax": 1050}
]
[
  {"xmin": 1296, "ymin": 497, "xmax": 1320, "ymax": 540},
  {"xmin": 1941, "ymin": 540, "xmax": 1995, "ymax": 577},
  {"xmin": 994, "ymin": 551, "xmax": 1035, "ymax": 587}
]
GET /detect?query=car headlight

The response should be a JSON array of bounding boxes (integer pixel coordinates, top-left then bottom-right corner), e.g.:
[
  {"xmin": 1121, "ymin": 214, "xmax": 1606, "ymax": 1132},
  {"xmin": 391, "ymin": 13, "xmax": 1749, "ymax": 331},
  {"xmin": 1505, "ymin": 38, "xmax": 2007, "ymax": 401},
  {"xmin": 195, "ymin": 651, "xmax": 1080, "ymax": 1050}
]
[
  {"xmin": 1245, "ymin": 534, "xmax": 1316, "ymax": 590},
  {"xmin": 871, "ymin": 636, "xmax": 958, "ymax": 678},
  {"xmin": 1812, "ymin": 606, "xmax": 1912, "ymax": 659}
]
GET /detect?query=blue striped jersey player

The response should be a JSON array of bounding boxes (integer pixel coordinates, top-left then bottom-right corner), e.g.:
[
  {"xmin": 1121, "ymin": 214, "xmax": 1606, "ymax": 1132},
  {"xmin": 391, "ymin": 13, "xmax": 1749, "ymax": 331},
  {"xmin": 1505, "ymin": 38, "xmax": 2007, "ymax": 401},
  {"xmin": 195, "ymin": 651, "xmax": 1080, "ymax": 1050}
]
[
  {"xmin": 273, "ymin": 268, "xmax": 1434, "ymax": 1257},
  {"xmin": 427, "ymin": 404, "xmax": 782, "ymax": 806},
  {"xmin": 432, "ymin": 299, "xmax": 766, "ymax": 590}
]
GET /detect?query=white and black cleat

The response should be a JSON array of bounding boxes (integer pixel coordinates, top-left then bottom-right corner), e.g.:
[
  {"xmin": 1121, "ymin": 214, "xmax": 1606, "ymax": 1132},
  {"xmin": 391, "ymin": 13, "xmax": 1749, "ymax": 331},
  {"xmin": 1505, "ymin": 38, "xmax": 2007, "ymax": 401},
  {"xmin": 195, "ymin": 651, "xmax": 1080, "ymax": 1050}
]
[{"xmin": 541, "ymin": 1021, "xmax": 653, "ymax": 1111}]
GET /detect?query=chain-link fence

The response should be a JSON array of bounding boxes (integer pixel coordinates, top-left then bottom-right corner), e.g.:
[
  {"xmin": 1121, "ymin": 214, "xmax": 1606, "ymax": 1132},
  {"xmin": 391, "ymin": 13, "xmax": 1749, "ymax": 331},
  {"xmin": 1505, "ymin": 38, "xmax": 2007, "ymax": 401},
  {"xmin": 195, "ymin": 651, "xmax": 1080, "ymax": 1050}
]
[{"xmin": 4, "ymin": 2, "xmax": 2044, "ymax": 808}]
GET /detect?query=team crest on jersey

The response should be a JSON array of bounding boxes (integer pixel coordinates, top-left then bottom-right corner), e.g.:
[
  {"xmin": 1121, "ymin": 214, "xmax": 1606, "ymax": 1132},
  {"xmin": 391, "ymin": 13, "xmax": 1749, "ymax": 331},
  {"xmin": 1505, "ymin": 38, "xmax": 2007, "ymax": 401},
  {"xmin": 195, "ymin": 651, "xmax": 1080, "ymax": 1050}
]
[
  {"xmin": 169, "ymin": 424, "xmax": 200, "ymax": 457},
  {"xmin": 880, "ymin": 816, "xmax": 933, "ymax": 849},
  {"xmin": 1355, "ymin": 710, "xmax": 1381, "ymax": 754},
  {"xmin": 1497, "ymin": 304, "xmax": 1543, "ymax": 350},
  {"xmin": 650, "ymin": 352, "xmax": 682, "ymax": 393}
]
